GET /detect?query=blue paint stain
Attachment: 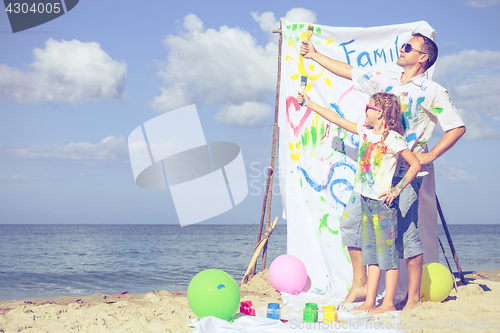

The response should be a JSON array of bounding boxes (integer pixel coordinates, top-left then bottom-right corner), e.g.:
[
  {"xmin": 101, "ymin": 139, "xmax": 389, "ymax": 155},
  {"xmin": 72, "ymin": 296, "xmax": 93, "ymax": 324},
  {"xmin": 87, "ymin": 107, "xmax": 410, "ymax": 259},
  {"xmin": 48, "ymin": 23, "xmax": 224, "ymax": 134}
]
[
  {"xmin": 351, "ymin": 133, "xmax": 359, "ymax": 148},
  {"xmin": 330, "ymin": 103, "xmax": 344, "ymax": 118},
  {"xmin": 297, "ymin": 162, "xmax": 356, "ymax": 207},
  {"xmin": 402, "ymin": 97, "xmax": 414, "ymax": 131},
  {"xmin": 217, "ymin": 284, "xmax": 225, "ymax": 290},
  {"xmin": 384, "ymin": 86, "xmax": 393, "ymax": 93},
  {"xmin": 417, "ymin": 96, "xmax": 425, "ymax": 108},
  {"xmin": 361, "ymin": 72, "xmax": 373, "ymax": 82},
  {"xmin": 405, "ymin": 133, "xmax": 417, "ymax": 144}
]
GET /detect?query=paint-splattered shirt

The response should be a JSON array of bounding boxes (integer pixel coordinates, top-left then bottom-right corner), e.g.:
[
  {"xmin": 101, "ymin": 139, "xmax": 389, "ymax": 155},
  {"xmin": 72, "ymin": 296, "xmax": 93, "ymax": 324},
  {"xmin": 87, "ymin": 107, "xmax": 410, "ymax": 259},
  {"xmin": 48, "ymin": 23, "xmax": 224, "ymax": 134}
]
[
  {"xmin": 351, "ymin": 68, "xmax": 465, "ymax": 177},
  {"xmin": 354, "ymin": 123, "xmax": 408, "ymax": 199}
]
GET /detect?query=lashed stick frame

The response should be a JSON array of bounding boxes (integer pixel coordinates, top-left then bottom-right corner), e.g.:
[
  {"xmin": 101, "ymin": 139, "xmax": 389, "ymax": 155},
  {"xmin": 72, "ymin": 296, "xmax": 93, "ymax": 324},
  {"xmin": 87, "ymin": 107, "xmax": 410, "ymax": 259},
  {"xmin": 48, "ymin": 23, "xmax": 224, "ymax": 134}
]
[
  {"xmin": 248, "ymin": 23, "xmax": 283, "ymax": 281},
  {"xmin": 241, "ymin": 217, "xmax": 279, "ymax": 286}
]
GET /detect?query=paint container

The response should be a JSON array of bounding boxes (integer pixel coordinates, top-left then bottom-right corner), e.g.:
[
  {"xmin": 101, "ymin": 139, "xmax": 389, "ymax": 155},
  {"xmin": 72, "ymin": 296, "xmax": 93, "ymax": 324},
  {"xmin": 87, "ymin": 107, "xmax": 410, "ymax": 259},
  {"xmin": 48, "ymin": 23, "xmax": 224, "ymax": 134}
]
[
  {"xmin": 303, "ymin": 302, "xmax": 318, "ymax": 322},
  {"xmin": 323, "ymin": 305, "xmax": 338, "ymax": 323},
  {"xmin": 267, "ymin": 303, "xmax": 280, "ymax": 320}
]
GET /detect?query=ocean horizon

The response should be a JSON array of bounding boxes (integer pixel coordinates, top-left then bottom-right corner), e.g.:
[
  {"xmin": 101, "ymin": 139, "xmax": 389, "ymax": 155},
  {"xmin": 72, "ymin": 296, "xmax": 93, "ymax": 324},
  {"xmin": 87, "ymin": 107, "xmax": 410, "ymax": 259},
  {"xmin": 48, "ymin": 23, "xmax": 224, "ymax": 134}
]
[{"xmin": 1, "ymin": 223, "xmax": 498, "ymax": 301}]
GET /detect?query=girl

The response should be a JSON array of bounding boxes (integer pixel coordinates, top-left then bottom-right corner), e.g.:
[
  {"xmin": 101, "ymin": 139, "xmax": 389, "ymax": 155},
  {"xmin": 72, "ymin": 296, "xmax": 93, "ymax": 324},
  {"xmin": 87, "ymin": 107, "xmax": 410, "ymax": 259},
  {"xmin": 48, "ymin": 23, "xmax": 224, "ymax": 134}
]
[{"xmin": 297, "ymin": 92, "xmax": 421, "ymax": 313}]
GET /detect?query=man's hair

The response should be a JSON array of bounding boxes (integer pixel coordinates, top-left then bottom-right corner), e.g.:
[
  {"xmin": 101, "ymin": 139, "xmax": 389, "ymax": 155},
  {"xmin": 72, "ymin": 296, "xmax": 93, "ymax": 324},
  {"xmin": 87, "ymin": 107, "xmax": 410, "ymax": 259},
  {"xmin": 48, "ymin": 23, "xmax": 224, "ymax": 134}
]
[{"xmin": 412, "ymin": 33, "xmax": 438, "ymax": 70}]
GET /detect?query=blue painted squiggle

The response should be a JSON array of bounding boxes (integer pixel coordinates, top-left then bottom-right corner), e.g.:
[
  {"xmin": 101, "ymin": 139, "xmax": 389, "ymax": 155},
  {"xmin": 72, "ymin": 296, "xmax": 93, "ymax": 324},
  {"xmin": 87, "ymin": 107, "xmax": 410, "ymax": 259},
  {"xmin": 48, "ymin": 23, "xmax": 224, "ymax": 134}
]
[
  {"xmin": 330, "ymin": 103, "xmax": 344, "ymax": 118},
  {"xmin": 298, "ymin": 161, "xmax": 356, "ymax": 207}
]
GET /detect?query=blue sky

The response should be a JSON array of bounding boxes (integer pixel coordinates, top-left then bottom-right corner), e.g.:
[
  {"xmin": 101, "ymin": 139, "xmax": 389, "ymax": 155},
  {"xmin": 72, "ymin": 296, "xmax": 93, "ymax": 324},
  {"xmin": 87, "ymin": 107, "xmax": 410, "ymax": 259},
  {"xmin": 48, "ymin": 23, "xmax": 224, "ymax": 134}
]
[{"xmin": 1, "ymin": 0, "xmax": 499, "ymax": 225}]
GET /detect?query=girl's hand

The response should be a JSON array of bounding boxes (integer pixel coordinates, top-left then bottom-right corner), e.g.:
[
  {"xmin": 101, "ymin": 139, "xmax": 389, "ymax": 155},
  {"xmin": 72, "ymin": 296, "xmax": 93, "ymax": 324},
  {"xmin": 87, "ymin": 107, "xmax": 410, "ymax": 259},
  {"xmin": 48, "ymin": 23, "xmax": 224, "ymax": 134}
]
[
  {"xmin": 297, "ymin": 92, "xmax": 310, "ymax": 107},
  {"xmin": 379, "ymin": 187, "xmax": 401, "ymax": 205}
]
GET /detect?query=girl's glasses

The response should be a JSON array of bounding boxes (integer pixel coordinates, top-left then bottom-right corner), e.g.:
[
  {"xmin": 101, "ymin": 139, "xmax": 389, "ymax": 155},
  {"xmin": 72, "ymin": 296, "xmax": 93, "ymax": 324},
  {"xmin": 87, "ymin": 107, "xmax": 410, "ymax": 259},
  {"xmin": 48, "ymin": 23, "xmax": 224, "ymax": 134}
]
[
  {"xmin": 401, "ymin": 43, "xmax": 426, "ymax": 55},
  {"xmin": 365, "ymin": 104, "xmax": 382, "ymax": 112}
]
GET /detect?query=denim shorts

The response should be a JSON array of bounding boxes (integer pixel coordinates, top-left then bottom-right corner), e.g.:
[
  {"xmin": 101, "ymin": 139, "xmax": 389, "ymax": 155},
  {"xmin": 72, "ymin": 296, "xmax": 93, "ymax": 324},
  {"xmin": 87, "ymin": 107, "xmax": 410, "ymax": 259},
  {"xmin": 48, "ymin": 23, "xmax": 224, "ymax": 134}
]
[
  {"xmin": 340, "ymin": 191, "xmax": 362, "ymax": 248},
  {"xmin": 360, "ymin": 195, "xmax": 399, "ymax": 270},
  {"xmin": 393, "ymin": 176, "xmax": 424, "ymax": 259}
]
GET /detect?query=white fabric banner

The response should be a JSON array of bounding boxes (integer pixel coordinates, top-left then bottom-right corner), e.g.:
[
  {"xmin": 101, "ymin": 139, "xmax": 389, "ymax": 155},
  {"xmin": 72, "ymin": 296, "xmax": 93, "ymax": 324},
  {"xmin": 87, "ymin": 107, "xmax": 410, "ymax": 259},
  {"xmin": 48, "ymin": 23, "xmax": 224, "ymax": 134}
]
[{"xmin": 277, "ymin": 20, "xmax": 438, "ymax": 298}]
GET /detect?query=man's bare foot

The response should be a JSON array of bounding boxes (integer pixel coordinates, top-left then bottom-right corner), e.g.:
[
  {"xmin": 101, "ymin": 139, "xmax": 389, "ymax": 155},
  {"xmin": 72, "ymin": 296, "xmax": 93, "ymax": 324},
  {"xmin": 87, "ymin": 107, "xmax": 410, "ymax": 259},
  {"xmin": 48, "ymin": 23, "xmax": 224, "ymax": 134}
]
[
  {"xmin": 397, "ymin": 294, "xmax": 422, "ymax": 311},
  {"xmin": 395, "ymin": 293, "xmax": 408, "ymax": 310},
  {"xmin": 352, "ymin": 301, "xmax": 376, "ymax": 312},
  {"xmin": 370, "ymin": 304, "xmax": 396, "ymax": 314},
  {"xmin": 402, "ymin": 299, "xmax": 421, "ymax": 311},
  {"xmin": 344, "ymin": 283, "xmax": 367, "ymax": 303}
]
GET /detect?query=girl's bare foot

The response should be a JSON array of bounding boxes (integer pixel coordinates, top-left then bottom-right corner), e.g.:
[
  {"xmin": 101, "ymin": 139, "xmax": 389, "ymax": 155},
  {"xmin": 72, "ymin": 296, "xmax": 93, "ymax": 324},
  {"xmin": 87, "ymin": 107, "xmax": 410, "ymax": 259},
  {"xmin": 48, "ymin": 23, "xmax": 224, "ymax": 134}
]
[
  {"xmin": 352, "ymin": 301, "xmax": 376, "ymax": 312},
  {"xmin": 370, "ymin": 303, "xmax": 396, "ymax": 314}
]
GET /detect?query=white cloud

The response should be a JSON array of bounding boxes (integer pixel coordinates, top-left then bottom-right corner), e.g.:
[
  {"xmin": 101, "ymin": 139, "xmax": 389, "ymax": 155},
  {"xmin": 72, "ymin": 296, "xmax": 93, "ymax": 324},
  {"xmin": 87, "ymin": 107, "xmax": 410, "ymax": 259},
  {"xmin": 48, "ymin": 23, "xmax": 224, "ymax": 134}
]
[
  {"xmin": 215, "ymin": 102, "xmax": 273, "ymax": 126},
  {"xmin": 251, "ymin": 11, "xmax": 279, "ymax": 34},
  {"xmin": 0, "ymin": 136, "xmax": 128, "ymax": 160},
  {"xmin": 283, "ymin": 8, "xmax": 317, "ymax": 24},
  {"xmin": 149, "ymin": 83, "xmax": 192, "ymax": 111},
  {"xmin": 150, "ymin": 13, "xmax": 277, "ymax": 115},
  {"xmin": 464, "ymin": 0, "xmax": 499, "ymax": 7},
  {"xmin": 458, "ymin": 108, "xmax": 500, "ymax": 139},
  {"xmin": 0, "ymin": 39, "xmax": 127, "ymax": 104},
  {"xmin": 433, "ymin": 50, "xmax": 500, "ymax": 114},
  {"xmin": 435, "ymin": 158, "xmax": 475, "ymax": 182},
  {"xmin": 251, "ymin": 8, "xmax": 317, "ymax": 34},
  {"xmin": 150, "ymin": 9, "xmax": 317, "ymax": 126}
]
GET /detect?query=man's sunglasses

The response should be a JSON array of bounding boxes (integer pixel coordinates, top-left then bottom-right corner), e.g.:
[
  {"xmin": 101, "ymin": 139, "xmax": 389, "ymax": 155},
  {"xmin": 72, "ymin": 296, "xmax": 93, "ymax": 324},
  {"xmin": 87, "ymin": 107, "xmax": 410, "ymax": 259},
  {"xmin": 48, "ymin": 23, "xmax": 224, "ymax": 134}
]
[{"xmin": 401, "ymin": 43, "xmax": 426, "ymax": 55}]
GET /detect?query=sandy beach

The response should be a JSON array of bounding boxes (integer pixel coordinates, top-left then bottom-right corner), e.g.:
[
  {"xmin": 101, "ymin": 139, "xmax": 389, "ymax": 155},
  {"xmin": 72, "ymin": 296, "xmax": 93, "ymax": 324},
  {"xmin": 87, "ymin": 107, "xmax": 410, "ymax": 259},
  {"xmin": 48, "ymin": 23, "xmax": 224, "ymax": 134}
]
[{"xmin": 1, "ymin": 269, "xmax": 499, "ymax": 332}]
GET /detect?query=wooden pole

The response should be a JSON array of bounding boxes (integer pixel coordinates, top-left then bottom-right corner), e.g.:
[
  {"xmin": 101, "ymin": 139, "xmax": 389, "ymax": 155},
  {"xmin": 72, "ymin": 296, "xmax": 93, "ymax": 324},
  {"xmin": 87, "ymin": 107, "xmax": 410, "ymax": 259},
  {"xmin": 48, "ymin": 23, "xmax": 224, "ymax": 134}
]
[
  {"xmin": 436, "ymin": 195, "xmax": 467, "ymax": 285},
  {"xmin": 252, "ymin": 167, "xmax": 273, "ymax": 276},
  {"xmin": 438, "ymin": 236, "xmax": 458, "ymax": 292},
  {"xmin": 261, "ymin": 23, "xmax": 283, "ymax": 272}
]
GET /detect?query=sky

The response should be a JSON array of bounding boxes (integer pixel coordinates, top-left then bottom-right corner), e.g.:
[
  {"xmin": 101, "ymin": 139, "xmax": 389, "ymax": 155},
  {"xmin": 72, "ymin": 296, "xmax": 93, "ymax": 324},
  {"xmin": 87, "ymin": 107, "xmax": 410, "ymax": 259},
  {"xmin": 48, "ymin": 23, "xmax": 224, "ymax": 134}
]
[{"xmin": 0, "ymin": 0, "xmax": 499, "ymax": 225}]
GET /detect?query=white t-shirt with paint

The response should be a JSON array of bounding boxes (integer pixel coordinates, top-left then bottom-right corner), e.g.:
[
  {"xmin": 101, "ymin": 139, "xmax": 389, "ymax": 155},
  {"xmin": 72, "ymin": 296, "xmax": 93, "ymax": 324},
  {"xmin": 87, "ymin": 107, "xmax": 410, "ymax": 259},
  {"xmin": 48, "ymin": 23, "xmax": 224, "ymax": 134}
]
[
  {"xmin": 353, "ymin": 123, "xmax": 408, "ymax": 199},
  {"xmin": 352, "ymin": 68, "xmax": 465, "ymax": 177}
]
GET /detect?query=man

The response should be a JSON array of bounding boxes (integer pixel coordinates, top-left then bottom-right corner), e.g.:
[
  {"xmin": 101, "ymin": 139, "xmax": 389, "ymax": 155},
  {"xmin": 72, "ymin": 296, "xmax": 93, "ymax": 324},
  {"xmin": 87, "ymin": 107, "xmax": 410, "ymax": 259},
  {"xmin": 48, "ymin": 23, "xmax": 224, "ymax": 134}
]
[{"xmin": 300, "ymin": 33, "xmax": 465, "ymax": 310}]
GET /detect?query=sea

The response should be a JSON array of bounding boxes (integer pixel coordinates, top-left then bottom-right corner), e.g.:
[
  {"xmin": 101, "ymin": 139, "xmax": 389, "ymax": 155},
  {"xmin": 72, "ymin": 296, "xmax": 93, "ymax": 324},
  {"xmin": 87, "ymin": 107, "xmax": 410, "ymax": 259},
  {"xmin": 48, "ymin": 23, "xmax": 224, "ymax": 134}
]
[{"xmin": 0, "ymin": 224, "xmax": 499, "ymax": 301}]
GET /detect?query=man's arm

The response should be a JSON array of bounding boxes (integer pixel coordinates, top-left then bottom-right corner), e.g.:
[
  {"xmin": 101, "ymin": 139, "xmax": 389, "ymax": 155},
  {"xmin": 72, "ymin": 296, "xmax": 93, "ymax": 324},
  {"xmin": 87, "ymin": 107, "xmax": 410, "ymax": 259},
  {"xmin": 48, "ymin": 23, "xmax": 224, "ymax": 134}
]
[
  {"xmin": 414, "ymin": 126, "xmax": 466, "ymax": 165},
  {"xmin": 300, "ymin": 41, "xmax": 353, "ymax": 80}
]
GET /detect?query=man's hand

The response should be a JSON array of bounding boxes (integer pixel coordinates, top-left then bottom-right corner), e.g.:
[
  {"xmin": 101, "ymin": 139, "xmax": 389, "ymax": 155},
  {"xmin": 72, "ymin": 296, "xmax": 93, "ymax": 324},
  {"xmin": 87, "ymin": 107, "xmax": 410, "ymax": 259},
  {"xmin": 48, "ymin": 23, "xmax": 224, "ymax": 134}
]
[
  {"xmin": 300, "ymin": 40, "xmax": 315, "ymax": 59},
  {"xmin": 415, "ymin": 126, "xmax": 466, "ymax": 166},
  {"xmin": 413, "ymin": 152, "xmax": 435, "ymax": 165}
]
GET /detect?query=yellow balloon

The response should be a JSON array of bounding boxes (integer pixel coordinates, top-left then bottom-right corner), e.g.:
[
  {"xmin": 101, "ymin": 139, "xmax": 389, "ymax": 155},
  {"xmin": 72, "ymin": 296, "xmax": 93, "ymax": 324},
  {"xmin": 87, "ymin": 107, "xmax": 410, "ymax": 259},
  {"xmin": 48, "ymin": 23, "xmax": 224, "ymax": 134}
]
[{"xmin": 420, "ymin": 262, "xmax": 454, "ymax": 302}]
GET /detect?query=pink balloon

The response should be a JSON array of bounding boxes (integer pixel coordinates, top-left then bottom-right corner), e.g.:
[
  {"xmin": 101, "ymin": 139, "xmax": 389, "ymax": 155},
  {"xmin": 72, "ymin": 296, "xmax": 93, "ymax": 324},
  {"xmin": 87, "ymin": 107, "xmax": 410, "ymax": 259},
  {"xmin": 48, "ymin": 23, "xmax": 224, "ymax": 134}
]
[{"xmin": 269, "ymin": 255, "xmax": 307, "ymax": 295}]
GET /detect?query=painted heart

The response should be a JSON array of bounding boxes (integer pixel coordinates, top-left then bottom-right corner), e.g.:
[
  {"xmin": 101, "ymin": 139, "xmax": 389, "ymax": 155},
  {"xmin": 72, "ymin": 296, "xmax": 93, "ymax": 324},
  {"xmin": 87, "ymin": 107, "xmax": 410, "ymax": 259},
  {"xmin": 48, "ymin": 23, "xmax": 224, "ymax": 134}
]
[{"xmin": 286, "ymin": 95, "xmax": 312, "ymax": 137}]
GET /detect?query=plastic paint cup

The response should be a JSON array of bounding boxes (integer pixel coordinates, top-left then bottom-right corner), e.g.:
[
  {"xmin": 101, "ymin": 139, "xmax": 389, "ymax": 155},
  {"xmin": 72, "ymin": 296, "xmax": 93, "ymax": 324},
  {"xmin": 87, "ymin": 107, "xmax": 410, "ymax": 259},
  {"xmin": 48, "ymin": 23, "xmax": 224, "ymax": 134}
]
[
  {"xmin": 303, "ymin": 302, "xmax": 318, "ymax": 322},
  {"xmin": 323, "ymin": 305, "xmax": 338, "ymax": 323},
  {"xmin": 267, "ymin": 303, "xmax": 280, "ymax": 320}
]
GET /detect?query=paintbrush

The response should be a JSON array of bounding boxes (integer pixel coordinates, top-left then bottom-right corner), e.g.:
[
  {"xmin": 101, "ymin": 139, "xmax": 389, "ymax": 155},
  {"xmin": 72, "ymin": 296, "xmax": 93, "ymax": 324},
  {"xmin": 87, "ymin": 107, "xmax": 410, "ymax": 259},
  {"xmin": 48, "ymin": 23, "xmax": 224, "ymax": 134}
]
[
  {"xmin": 306, "ymin": 25, "xmax": 314, "ymax": 41},
  {"xmin": 300, "ymin": 76, "xmax": 308, "ymax": 106}
]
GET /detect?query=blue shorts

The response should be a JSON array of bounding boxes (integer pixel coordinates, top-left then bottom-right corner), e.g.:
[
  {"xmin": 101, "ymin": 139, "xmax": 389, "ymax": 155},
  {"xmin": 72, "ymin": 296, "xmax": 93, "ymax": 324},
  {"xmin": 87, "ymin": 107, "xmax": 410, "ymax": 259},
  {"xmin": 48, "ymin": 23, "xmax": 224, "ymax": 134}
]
[
  {"xmin": 393, "ymin": 176, "xmax": 424, "ymax": 259},
  {"xmin": 340, "ymin": 191, "xmax": 362, "ymax": 248},
  {"xmin": 360, "ymin": 195, "xmax": 399, "ymax": 270}
]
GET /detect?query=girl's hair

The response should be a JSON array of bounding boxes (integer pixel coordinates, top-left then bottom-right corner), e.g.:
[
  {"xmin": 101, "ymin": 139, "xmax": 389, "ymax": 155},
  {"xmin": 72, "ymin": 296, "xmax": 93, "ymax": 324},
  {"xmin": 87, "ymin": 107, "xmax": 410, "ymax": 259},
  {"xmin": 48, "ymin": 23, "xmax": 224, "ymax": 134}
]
[{"xmin": 371, "ymin": 92, "xmax": 403, "ymax": 147}]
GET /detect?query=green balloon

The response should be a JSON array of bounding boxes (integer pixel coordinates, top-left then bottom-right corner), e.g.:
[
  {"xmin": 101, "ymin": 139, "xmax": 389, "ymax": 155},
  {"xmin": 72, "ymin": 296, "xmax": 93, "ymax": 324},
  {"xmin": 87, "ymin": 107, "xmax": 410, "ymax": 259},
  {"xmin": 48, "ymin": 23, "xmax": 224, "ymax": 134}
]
[{"xmin": 187, "ymin": 269, "xmax": 241, "ymax": 321}]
